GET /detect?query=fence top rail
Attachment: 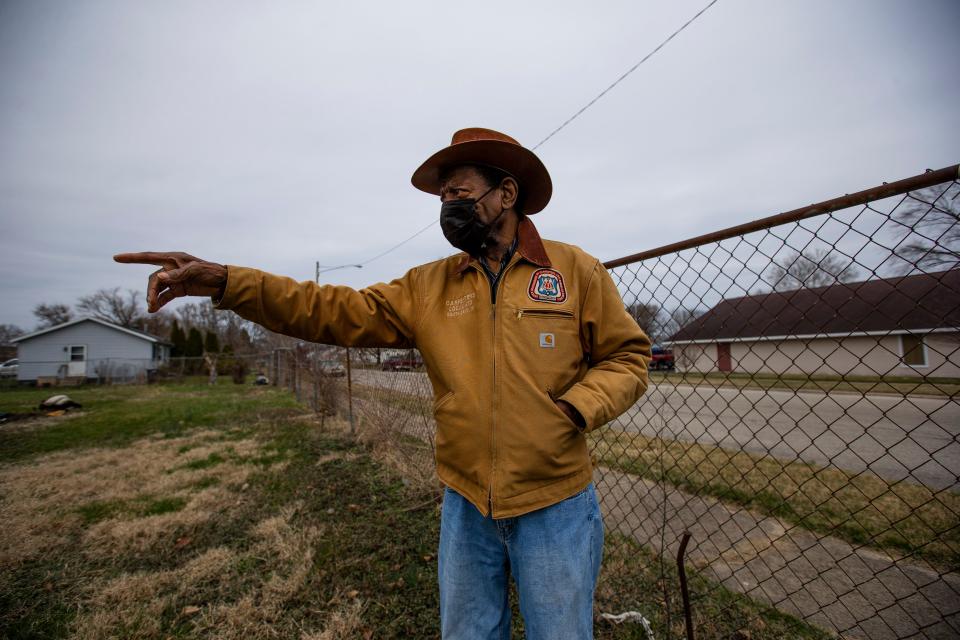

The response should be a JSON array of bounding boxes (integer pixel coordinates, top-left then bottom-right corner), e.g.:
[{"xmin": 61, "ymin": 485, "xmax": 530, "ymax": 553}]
[{"xmin": 602, "ymin": 164, "xmax": 960, "ymax": 269}]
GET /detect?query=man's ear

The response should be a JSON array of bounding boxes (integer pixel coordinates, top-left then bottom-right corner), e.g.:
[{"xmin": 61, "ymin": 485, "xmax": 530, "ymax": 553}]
[{"xmin": 500, "ymin": 177, "xmax": 519, "ymax": 211}]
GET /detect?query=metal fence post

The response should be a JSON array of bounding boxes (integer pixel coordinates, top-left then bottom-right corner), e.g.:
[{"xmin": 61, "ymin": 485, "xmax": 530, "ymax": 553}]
[{"xmin": 346, "ymin": 347, "xmax": 354, "ymax": 435}]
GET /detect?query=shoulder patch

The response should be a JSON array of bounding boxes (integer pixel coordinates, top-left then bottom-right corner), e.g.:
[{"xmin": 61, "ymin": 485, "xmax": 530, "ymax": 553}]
[{"xmin": 527, "ymin": 268, "xmax": 567, "ymax": 303}]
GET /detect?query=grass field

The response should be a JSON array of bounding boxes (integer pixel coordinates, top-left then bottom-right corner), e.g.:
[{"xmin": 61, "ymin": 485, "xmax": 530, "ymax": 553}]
[
  {"xmin": 649, "ymin": 370, "xmax": 960, "ymax": 398},
  {"xmin": 589, "ymin": 428, "xmax": 960, "ymax": 569},
  {"xmin": 0, "ymin": 381, "xmax": 832, "ymax": 639}
]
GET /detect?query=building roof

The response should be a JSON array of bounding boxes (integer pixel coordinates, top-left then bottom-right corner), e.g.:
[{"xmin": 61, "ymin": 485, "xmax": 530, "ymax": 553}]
[
  {"xmin": 12, "ymin": 317, "xmax": 173, "ymax": 345},
  {"xmin": 668, "ymin": 269, "xmax": 960, "ymax": 344}
]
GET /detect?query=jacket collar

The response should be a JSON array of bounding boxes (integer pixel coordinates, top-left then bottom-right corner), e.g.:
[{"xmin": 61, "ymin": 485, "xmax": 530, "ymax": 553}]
[{"xmin": 453, "ymin": 216, "xmax": 552, "ymax": 275}]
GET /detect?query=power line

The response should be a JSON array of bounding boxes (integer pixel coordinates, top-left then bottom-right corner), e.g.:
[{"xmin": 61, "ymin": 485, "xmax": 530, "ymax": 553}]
[
  {"xmin": 314, "ymin": 218, "xmax": 438, "ymax": 278},
  {"xmin": 531, "ymin": 0, "xmax": 719, "ymax": 150},
  {"xmin": 322, "ymin": 0, "xmax": 720, "ymax": 270},
  {"xmin": 356, "ymin": 217, "xmax": 438, "ymax": 267}
]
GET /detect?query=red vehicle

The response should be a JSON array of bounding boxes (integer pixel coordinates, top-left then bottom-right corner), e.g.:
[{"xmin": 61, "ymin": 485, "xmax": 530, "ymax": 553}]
[
  {"xmin": 650, "ymin": 345, "xmax": 675, "ymax": 371},
  {"xmin": 381, "ymin": 354, "xmax": 424, "ymax": 371}
]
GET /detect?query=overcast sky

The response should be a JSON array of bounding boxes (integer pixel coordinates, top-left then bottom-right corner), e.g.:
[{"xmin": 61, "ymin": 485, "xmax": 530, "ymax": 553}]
[{"xmin": 1, "ymin": 0, "xmax": 957, "ymax": 331}]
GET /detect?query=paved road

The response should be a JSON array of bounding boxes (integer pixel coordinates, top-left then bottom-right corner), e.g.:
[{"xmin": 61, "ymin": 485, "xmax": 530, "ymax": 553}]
[
  {"xmin": 355, "ymin": 370, "xmax": 960, "ymax": 490},
  {"xmin": 615, "ymin": 384, "xmax": 959, "ymax": 490}
]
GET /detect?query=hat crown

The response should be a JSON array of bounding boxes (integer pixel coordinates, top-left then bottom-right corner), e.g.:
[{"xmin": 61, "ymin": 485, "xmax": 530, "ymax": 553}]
[{"xmin": 451, "ymin": 127, "xmax": 520, "ymax": 147}]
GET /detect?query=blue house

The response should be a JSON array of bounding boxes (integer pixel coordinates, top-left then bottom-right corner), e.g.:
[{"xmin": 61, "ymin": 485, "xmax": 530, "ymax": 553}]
[{"xmin": 12, "ymin": 317, "xmax": 171, "ymax": 384}]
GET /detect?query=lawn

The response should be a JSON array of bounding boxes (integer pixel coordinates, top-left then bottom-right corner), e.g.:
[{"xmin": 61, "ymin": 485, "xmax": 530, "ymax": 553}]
[
  {"xmin": 649, "ymin": 370, "xmax": 960, "ymax": 398},
  {"xmin": 0, "ymin": 381, "xmax": 832, "ymax": 639},
  {"xmin": 589, "ymin": 428, "xmax": 960, "ymax": 569}
]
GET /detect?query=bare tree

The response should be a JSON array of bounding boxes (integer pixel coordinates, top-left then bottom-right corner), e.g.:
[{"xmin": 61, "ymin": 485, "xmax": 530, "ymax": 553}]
[
  {"xmin": 627, "ymin": 301, "xmax": 665, "ymax": 342},
  {"xmin": 76, "ymin": 287, "xmax": 143, "ymax": 328},
  {"xmin": 352, "ymin": 347, "xmax": 383, "ymax": 366},
  {"xmin": 765, "ymin": 247, "xmax": 861, "ymax": 291},
  {"xmin": 890, "ymin": 184, "xmax": 960, "ymax": 272},
  {"xmin": 0, "ymin": 324, "xmax": 24, "ymax": 344},
  {"xmin": 33, "ymin": 303, "xmax": 74, "ymax": 329},
  {"xmin": 175, "ymin": 300, "xmax": 259, "ymax": 353},
  {"xmin": 661, "ymin": 305, "xmax": 704, "ymax": 341},
  {"xmin": 139, "ymin": 311, "xmax": 174, "ymax": 340}
]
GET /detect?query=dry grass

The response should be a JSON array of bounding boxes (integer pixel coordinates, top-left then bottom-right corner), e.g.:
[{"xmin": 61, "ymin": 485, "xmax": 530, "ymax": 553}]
[
  {"xmin": 73, "ymin": 504, "xmax": 333, "ymax": 640},
  {"xmin": 2, "ymin": 381, "xmax": 841, "ymax": 639},
  {"xmin": 300, "ymin": 599, "xmax": 366, "ymax": 640},
  {"xmin": 0, "ymin": 382, "xmax": 453, "ymax": 639},
  {"xmin": 349, "ymin": 392, "xmax": 439, "ymax": 497},
  {"xmin": 589, "ymin": 428, "xmax": 960, "ymax": 567},
  {"xmin": 72, "ymin": 546, "xmax": 237, "ymax": 639},
  {"xmin": 0, "ymin": 417, "xmax": 371, "ymax": 639},
  {"xmin": 0, "ymin": 429, "xmax": 267, "ymax": 568}
]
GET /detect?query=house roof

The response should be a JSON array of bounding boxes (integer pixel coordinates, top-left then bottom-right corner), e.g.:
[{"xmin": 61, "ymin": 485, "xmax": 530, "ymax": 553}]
[
  {"xmin": 668, "ymin": 269, "xmax": 960, "ymax": 344},
  {"xmin": 12, "ymin": 317, "xmax": 173, "ymax": 345}
]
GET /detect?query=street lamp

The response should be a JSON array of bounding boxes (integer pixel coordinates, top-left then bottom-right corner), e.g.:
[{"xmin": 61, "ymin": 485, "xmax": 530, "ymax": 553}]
[{"xmin": 315, "ymin": 262, "xmax": 363, "ymax": 283}]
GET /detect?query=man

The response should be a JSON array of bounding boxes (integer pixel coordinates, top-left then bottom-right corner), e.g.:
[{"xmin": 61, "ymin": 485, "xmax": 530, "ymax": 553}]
[{"xmin": 116, "ymin": 127, "xmax": 651, "ymax": 639}]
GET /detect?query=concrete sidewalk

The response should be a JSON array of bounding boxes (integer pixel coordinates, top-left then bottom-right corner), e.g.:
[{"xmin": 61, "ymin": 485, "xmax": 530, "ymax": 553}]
[{"xmin": 595, "ymin": 465, "xmax": 960, "ymax": 640}]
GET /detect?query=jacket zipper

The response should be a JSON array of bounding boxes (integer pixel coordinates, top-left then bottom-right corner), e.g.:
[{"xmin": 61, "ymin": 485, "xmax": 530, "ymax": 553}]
[
  {"xmin": 516, "ymin": 308, "xmax": 575, "ymax": 320},
  {"xmin": 489, "ymin": 298, "xmax": 496, "ymax": 516},
  {"xmin": 487, "ymin": 254, "xmax": 522, "ymax": 517}
]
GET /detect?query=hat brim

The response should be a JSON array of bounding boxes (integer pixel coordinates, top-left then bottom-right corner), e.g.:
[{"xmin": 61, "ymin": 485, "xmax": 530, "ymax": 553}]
[{"xmin": 411, "ymin": 140, "xmax": 552, "ymax": 214}]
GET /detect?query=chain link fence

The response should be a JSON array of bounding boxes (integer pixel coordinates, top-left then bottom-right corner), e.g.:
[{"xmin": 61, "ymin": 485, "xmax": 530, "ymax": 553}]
[{"xmin": 597, "ymin": 166, "xmax": 959, "ymax": 639}]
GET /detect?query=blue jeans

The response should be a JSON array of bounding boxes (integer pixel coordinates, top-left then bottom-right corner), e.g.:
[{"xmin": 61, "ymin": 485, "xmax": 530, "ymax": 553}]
[{"xmin": 438, "ymin": 483, "xmax": 604, "ymax": 640}]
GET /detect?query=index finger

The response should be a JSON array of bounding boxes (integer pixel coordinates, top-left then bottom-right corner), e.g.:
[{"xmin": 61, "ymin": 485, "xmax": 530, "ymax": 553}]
[{"xmin": 113, "ymin": 252, "xmax": 179, "ymax": 267}]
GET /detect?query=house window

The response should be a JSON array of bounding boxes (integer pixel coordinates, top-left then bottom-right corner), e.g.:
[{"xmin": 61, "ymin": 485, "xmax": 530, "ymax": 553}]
[
  {"xmin": 900, "ymin": 335, "xmax": 927, "ymax": 367},
  {"xmin": 69, "ymin": 345, "xmax": 86, "ymax": 361}
]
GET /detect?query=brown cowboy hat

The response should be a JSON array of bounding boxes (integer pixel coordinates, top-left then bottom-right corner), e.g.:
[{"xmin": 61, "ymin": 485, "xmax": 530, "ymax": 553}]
[{"xmin": 411, "ymin": 127, "xmax": 552, "ymax": 214}]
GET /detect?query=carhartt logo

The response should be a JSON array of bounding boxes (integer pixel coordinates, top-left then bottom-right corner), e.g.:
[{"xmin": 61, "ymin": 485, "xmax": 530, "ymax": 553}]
[{"xmin": 539, "ymin": 333, "xmax": 555, "ymax": 348}]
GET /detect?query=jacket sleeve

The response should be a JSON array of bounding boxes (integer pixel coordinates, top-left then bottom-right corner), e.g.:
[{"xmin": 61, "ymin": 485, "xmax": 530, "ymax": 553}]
[
  {"xmin": 558, "ymin": 261, "xmax": 651, "ymax": 433},
  {"xmin": 213, "ymin": 265, "xmax": 419, "ymax": 348}
]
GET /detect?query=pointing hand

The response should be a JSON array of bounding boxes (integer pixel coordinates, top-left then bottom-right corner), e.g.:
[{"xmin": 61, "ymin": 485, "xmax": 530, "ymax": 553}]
[{"xmin": 113, "ymin": 251, "xmax": 227, "ymax": 312}]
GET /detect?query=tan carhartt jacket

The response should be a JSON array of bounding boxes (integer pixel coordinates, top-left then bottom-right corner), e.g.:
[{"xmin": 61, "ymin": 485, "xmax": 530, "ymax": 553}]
[{"xmin": 216, "ymin": 217, "xmax": 651, "ymax": 517}]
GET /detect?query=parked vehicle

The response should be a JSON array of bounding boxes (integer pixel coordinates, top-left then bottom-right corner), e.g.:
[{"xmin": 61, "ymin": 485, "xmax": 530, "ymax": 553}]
[
  {"xmin": 0, "ymin": 358, "xmax": 18, "ymax": 378},
  {"xmin": 319, "ymin": 360, "xmax": 346, "ymax": 377},
  {"xmin": 650, "ymin": 345, "xmax": 675, "ymax": 371},
  {"xmin": 381, "ymin": 354, "xmax": 423, "ymax": 371}
]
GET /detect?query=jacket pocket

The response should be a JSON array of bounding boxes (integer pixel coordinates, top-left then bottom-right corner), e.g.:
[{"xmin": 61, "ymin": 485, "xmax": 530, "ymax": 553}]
[
  {"xmin": 546, "ymin": 386, "xmax": 579, "ymax": 430},
  {"xmin": 517, "ymin": 308, "xmax": 575, "ymax": 320}
]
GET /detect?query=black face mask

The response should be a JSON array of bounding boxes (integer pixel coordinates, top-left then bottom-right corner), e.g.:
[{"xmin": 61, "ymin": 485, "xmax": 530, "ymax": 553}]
[{"xmin": 439, "ymin": 184, "xmax": 508, "ymax": 256}]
